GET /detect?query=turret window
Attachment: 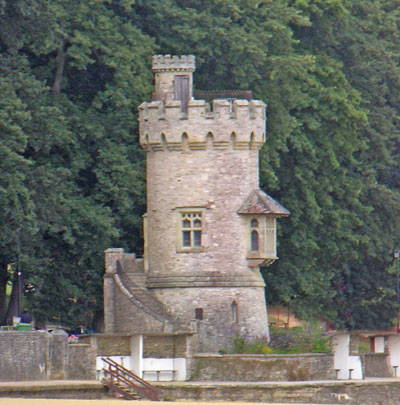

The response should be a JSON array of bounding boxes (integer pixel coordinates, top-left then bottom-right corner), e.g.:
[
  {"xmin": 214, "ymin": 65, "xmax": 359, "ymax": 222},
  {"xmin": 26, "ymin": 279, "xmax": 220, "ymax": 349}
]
[
  {"xmin": 250, "ymin": 219, "xmax": 259, "ymax": 251},
  {"xmin": 251, "ymin": 231, "xmax": 259, "ymax": 251}
]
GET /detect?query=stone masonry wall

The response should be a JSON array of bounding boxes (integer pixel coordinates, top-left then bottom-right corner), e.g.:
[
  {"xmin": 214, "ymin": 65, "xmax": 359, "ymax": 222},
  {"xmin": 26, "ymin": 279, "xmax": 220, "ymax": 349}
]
[
  {"xmin": 154, "ymin": 286, "xmax": 268, "ymax": 353},
  {"xmin": 189, "ymin": 354, "xmax": 335, "ymax": 382},
  {"xmin": 113, "ymin": 283, "xmax": 166, "ymax": 334},
  {"xmin": 361, "ymin": 353, "xmax": 392, "ymax": 377},
  {"xmin": 67, "ymin": 343, "xmax": 97, "ymax": 380},
  {"xmin": 81, "ymin": 334, "xmax": 131, "ymax": 356},
  {"xmin": 143, "ymin": 335, "xmax": 189, "ymax": 358},
  {"xmin": 48, "ymin": 334, "xmax": 68, "ymax": 379},
  {"xmin": 159, "ymin": 380, "xmax": 400, "ymax": 404},
  {"xmin": 0, "ymin": 331, "xmax": 50, "ymax": 381},
  {"xmin": 0, "ymin": 331, "xmax": 96, "ymax": 381},
  {"xmin": 142, "ymin": 124, "xmax": 269, "ymax": 347},
  {"xmin": 145, "ymin": 146, "xmax": 260, "ymax": 279}
]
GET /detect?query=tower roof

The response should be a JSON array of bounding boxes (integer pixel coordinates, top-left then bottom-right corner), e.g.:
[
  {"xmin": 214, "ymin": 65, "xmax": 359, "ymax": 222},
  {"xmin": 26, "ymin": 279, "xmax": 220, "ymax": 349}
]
[{"xmin": 238, "ymin": 189, "xmax": 290, "ymax": 216}]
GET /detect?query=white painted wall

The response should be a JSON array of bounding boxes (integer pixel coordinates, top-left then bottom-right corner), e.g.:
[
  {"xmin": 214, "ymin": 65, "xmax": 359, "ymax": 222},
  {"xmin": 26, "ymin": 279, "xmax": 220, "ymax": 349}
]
[
  {"xmin": 130, "ymin": 335, "xmax": 143, "ymax": 377},
  {"xmin": 96, "ymin": 355, "xmax": 131, "ymax": 380},
  {"xmin": 388, "ymin": 335, "xmax": 400, "ymax": 376},
  {"xmin": 375, "ymin": 336, "xmax": 385, "ymax": 353},
  {"xmin": 142, "ymin": 358, "xmax": 186, "ymax": 381},
  {"xmin": 349, "ymin": 355, "xmax": 363, "ymax": 380},
  {"xmin": 333, "ymin": 333, "xmax": 350, "ymax": 379},
  {"xmin": 95, "ymin": 334, "xmax": 186, "ymax": 382}
]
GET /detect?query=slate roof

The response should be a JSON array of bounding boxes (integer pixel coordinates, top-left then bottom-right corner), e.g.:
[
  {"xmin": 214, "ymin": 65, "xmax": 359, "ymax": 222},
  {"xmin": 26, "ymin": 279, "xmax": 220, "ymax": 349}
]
[{"xmin": 238, "ymin": 189, "xmax": 290, "ymax": 216}]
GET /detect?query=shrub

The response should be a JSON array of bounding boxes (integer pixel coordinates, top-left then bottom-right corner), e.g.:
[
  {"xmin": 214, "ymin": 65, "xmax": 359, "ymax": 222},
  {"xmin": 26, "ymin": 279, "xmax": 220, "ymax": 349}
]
[{"xmin": 223, "ymin": 322, "xmax": 331, "ymax": 354}]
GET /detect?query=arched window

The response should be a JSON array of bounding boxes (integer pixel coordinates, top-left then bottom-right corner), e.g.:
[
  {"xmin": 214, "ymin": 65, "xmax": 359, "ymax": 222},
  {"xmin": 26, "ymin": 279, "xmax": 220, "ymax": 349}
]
[
  {"xmin": 250, "ymin": 218, "xmax": 259, "ymax": 251},
  {"xmin": 251, "ymin": 219, "xmax": 258, "ymax": 228},
  {"xmin": 251, "ymin": 230, "xmax": 259, "ymax": 251},
  {"xmin": 231, "ymin": 301, "xmax": 238, "ymax": 323}
]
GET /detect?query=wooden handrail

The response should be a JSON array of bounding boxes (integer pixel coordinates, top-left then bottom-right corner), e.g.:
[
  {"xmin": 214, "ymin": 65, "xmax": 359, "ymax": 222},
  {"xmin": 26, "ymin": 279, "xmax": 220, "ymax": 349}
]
[
  {"xmin": 104, "ymin": 369, "xmax": 152, "ymax": 400},
  {"xmin": 102, "ymin": 357, "xmax": 162, "ymax": 401}
]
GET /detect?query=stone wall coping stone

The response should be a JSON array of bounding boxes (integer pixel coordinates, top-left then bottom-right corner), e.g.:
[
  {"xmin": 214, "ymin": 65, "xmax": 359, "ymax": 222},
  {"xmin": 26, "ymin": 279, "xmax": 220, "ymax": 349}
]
[
  {"xmin": 0, "ymin": 380, "xmax": 103, "ymax": 392},
  {"xmin": 68, "ymin": 343, "xmax": 91, "ymax": 347},
  {"xmin": 192, "ymin": 353, "xmax": 332, "ymax": 359},
  {"xmin": 80, "ymin": 332, "xmax": 193, "ymax": 338},
  {"xmin": 155, "ymin": 378, "xmax": 400, "ymax": 388}
]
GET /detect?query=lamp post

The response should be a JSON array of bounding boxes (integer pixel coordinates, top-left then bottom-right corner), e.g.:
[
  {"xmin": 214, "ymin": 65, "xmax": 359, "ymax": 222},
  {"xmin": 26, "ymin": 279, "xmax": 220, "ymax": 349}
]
[
  {"xmin": 394, "ymin": 248, "xmax": 400, "ymax": 332},
  {"xmin": 17, "ymin": 228, "xmax": 22, "ymax": 317}
]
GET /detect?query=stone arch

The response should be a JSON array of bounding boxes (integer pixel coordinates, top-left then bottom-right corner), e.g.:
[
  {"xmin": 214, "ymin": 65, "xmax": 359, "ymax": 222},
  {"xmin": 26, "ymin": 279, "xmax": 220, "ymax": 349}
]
[
  {"xmin": 230, "ymin": 132, "xmax": 237, "ymax": 149},
  {"xmin": 182, "ymin": 132, "xmax": 189, "ymax": 152},
  {"xmin": 161, "ymin": 133, "xmax": 168, "ymax": 150},
  {"xmin": 206, "ymin": 132, "xmax": 214, "ymax": 150},
  {"xmin": 249, "ymin": 132, "xmax": 256, "ymax": 150}
]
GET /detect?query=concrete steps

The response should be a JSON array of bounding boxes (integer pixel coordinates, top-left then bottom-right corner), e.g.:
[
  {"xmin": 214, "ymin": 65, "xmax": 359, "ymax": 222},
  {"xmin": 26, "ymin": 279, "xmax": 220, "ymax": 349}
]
[
  {"xmin": 116, "ymin": 256, "xmax": 174, "ymax": 324},
  {"xmin": 121, "ymin": 254, "xmax": 147, "ymax": 289}
]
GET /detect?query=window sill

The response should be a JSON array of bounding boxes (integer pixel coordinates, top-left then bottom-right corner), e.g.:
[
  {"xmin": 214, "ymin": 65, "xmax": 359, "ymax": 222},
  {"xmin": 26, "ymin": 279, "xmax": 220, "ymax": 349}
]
[{"xmin": 176, "ymin": 247, "xmax": 204, "ymax": 254}]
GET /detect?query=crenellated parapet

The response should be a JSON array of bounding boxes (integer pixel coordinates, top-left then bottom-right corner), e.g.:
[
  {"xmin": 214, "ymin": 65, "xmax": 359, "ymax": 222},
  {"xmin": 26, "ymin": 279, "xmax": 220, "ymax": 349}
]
[
  {"xmin": 152, "ymin": 54, "xmax": 195, "ymax": 72},
  {"xmin": 139, "ymin": 98, "xmax": 266, "ymax": 151}
]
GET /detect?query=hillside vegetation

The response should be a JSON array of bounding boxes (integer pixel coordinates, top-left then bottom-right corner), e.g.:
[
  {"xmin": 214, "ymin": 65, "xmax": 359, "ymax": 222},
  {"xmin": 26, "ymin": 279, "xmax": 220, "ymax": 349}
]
[{"xmin": 1, "ymin": 0, "xmax": 399, "ymax": 330}]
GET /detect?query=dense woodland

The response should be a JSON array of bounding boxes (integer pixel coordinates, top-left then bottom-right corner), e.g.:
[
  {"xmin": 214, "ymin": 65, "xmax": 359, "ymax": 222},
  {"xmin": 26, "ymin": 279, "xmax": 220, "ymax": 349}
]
[{"xmin": 1, "ymin": 0, "xmax": 399, "ymax": 331}]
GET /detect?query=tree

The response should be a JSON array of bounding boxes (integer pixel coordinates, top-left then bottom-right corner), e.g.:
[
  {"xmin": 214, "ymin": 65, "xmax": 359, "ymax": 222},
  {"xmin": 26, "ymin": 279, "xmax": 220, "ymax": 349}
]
[{"xmin": 0, "ymin": 0, "xmax": 155, "ymax": 328}]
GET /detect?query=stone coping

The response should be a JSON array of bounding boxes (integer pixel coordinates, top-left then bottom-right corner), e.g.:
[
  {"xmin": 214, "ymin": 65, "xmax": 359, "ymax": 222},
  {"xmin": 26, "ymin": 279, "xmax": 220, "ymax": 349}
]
[
  {"xmin": 78, "ymin": 331, "xmax": 193, "ymax": 338},
  {"xmin": 155, "ymin": 377, "xmax": 400, "ymax": 388},
  {"xmin": 192, "ymin": 353, "xmax": 332, "ymax": 358},
  {"xmin": 0, "ymin": 381, "xmax": 103, "ymax": 392}
]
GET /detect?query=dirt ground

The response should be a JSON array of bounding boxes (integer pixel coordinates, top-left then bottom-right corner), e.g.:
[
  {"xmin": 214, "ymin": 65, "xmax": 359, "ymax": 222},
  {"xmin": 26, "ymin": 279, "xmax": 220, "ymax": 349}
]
[{"xmin": 0, "ymin": 399, "xmax": 327, "ymax": 405}]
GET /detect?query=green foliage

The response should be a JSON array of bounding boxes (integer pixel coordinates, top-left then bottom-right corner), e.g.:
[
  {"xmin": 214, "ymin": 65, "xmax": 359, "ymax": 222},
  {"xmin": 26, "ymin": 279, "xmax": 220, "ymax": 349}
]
[
  {"xmin": 0, "ymin": 0, "xmax": 155, "ymax": 327},
  {"xmin": 224, "ymin": 323, "xmax": 331, "ymax": 354},
  {"xmin": 0, "ymin": 0, "xmax": 399, "ymax": 331}
]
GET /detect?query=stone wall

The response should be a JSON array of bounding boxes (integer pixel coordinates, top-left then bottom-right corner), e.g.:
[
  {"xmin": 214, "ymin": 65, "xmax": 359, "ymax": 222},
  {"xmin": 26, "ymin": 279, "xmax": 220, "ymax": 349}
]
[
  {"xmin": 361, "ymin": 353, "xmax": 392, "ymax": 377},
  {"xmin": 81, "ymin": 334, "xmax": 131, "ymax": 356},
  {"xmin": 67, "ymin": 343, "xmax": 97, "ymax": 380},
  {"xmin": 158, "ymin": 379, "xmax": 400, "ymax": 404},
  {"xmin": 189, "ymin": 354, "xmax": 335, "ymax": 382},
  {"xmin": 0, "ymin": 331, "xmax": 50, "ymax": 381},
  {"xmin": 0, "ymin": 331, "xmax": 96, "ymax": 381},
  {"xmin": 112, "ymin": 285, "xmax": 166, "ymax": 334},
  {"xmin": 48, "ymin": 334, "xmax": 68, "ymax": 379},
  {"xmin": 143, "ymin": 334, "xmax": 189, "ymax": 358}
]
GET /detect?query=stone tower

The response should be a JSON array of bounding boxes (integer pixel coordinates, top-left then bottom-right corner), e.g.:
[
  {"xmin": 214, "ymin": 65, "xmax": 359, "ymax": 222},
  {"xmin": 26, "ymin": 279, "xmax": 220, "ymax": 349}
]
[{"xmin": 104, "ymin": 55, "xmax": 289, "ymax": 352}]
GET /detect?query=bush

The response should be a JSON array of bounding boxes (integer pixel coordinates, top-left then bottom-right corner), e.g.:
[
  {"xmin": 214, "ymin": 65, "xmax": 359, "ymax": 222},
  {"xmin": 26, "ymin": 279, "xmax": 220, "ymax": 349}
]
[{"xmin": 224, "ymin": 323, "xmax": 331, "ymax": 354}]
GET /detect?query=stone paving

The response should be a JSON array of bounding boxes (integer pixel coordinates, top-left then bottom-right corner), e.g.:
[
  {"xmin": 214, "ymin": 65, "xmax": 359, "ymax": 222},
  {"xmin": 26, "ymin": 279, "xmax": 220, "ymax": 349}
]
[{"xmin": 0, "ymin": 400, "xmax": 330, "ymax": 405}]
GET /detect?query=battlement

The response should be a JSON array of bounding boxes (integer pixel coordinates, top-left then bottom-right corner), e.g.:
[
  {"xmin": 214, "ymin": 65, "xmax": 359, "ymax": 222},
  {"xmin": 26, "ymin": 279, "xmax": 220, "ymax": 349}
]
[
  {"xmin": 139, "ymin": 98, "xmax": 266, "ymax": 151},
  {"xmin": 152, "ymin": 54, "xmax": 195, "ymax": 72}
]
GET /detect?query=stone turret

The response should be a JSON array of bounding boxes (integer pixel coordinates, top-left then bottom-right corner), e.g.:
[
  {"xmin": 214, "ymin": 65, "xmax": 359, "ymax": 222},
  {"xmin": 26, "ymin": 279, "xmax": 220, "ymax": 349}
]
[
  {"xmin": 151, "ymin": 55, "xmax": 195, "ymax": 109},
  {"xmin": 135, "ymin": 55, "xmax": 289, "ymax": 351},
  {"xmin": 140, "ymin": 55, "xmax": 265, "ymax": 151},
  {"xmin": 103, "ymin": 55, "xmax": 289, "ymax": 352}
]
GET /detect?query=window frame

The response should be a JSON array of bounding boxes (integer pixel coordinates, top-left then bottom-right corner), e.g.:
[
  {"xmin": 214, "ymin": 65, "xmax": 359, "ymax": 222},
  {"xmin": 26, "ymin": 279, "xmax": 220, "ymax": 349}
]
[
  {"xmin": 176, "ymin": 208, "xmax": 205, "ymax": 253},
  {"xmin": 246, "ymin": 215, "xmax": 277, "ymax": 258}
]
